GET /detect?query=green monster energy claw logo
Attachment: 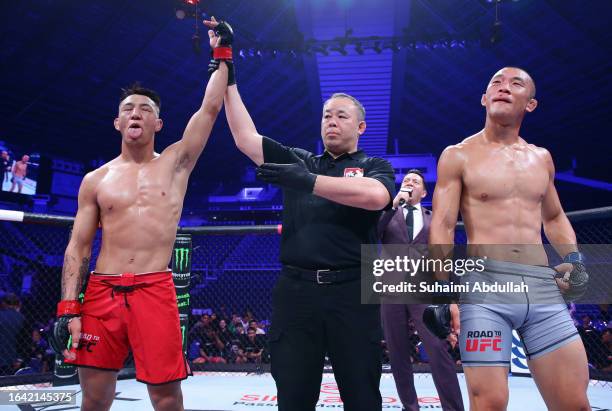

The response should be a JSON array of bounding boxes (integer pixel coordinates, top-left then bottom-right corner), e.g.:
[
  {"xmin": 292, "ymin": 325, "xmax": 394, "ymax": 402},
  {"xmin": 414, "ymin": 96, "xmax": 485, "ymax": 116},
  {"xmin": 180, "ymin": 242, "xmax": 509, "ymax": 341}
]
[{"xmin": 174, "ymin": 248, "xmax": 190, "ymax": 272}]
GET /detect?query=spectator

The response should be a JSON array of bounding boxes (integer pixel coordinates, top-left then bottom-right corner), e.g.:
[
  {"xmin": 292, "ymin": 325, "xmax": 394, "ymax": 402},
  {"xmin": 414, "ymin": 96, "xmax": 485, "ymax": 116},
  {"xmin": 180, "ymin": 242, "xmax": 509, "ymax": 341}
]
[
  {"xmin": 29, "ymin": 329, "xmax": 50, "ymax": 372},
  {"xmin": 248, "ymin": 320, "xmax": 265, "ymax": 335},
  {"xmin": 228, "ymin": 314, "xmax": 241, "ymax": 333},
  {"xmin": 243, "ymin": 328, "xmax": 268, "ymax": 364},
  {"xmin": 231, "ymin": 346, "xmax": 248, "ymax": 364},
  {"xmin": 217, "ymin": 319, "xmax": 232, "ymax": 345},
  {"xmin": 210, "ymin": 312, "xmax": 220, "ymax": 331},
  {"xmin": 0, "ymin": 293, "xmax": 26, "ymax": 375},
  {"xmin": 234, "ymin": 323, "xmax": 246, "ymax": 338},
  {"xmin": 577, "ymin": 315, "xmax": 607, "ymax": 369},
  {"xmin": 195, "ymin": 328, "xmax": 226, "ymax": 364},
  {"xmin": 188, "ymin": 314, "xmax": 212, "ymax": 343}
]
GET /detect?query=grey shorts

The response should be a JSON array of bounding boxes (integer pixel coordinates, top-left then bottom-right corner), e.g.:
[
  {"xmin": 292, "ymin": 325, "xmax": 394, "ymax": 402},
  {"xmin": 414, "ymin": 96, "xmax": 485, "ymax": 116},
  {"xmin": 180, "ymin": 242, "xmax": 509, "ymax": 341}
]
[{"xmin": 458, "ymin": 259, "xmax": 579, "ymax": 367}]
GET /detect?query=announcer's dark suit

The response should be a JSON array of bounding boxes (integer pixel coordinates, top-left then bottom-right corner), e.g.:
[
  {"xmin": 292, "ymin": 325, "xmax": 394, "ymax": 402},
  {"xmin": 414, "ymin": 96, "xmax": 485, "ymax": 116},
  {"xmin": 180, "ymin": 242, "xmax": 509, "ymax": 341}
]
[{"xmin": 378, "ymin": 205, "xmax": 464, "ymax": 411}]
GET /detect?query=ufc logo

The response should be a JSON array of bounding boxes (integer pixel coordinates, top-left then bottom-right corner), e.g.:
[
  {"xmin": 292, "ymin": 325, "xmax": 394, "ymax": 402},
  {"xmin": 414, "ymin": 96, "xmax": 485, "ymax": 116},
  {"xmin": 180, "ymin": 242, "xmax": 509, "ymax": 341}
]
[
  {"xmin": 77, "ymin": 340, "xmax": 98, "ymax": 353},
  {"xmin": 465, "ymin": 337, "xmax": 502, "ymax": 352}
]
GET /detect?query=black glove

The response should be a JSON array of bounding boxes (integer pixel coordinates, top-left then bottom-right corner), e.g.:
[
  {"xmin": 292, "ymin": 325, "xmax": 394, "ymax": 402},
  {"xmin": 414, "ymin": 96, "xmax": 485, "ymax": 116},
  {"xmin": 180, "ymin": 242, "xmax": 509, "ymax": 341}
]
[
  {"xmin": 214, "ymin": 20, "xmax": 234, "ymax": 47},
  {"xmin": 256, "ymin": 161, "xmax": 317, "ymax": 193},
  {"xmin": 49, "ymin": 315, "xmax": 79, "ymax": 355},
  {"xmin": 208, "ymin": 20, "xmax": 236, "ymax": 85},
  {"xmin": 557, "ymin": 251, "xmax": 589, "ymax": 301},
  {"xmin": 423, "ymin": 304, "xmax": 451, "ymax": 339}
]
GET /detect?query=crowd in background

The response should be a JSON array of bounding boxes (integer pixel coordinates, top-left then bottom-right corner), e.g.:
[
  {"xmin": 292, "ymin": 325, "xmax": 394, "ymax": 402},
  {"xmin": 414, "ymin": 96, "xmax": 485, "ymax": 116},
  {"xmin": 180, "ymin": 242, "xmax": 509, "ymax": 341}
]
[
  {"xmin": 187, "ymin": 310, "xmax": 270, "ymax": 365},
  {"xmin": 0, "ymin": 292, "xmax": 610, "ymax": 376}
]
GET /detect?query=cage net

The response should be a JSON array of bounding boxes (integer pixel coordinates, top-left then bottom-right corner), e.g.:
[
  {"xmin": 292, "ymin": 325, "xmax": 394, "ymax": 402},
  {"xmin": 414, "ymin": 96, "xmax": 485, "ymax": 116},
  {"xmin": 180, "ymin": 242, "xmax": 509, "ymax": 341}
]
[{"xmin": 0, "ymin": 209, "xmax": 610, "ymax": 387}]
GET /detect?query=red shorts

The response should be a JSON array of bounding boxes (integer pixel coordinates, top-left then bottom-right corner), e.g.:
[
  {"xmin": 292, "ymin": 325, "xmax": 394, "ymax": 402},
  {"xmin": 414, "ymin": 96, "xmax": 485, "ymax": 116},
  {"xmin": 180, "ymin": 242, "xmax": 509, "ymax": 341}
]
[{"xmin": 68, "ymin": 271, "xmax": 190, "ymax": 385}]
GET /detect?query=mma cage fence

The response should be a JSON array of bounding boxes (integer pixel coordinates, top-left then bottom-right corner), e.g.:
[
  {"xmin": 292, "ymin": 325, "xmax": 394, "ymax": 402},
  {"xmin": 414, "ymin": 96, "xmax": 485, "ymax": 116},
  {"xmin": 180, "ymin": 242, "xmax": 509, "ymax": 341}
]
[{"xmin": 0, "ymin": 207, "xmax": 610, "ymax": 388}]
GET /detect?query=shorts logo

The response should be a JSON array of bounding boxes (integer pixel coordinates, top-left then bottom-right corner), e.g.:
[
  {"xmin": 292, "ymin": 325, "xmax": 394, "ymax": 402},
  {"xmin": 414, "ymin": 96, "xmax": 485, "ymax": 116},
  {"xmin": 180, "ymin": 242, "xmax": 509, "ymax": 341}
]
[
  {"xmin": 77, "ymin": 333, "xmax": 100, "ymax": 353},
  {"xmin": 344, "ymin": 167, "xmax": 364, "ymax": 178},
  {"xmin": 465, "ymin": 330, "xmax": 502, "ymax": 352},
  {"xmin": 174, "ymin": 248, "xmax": 190, "ymax": 272}
]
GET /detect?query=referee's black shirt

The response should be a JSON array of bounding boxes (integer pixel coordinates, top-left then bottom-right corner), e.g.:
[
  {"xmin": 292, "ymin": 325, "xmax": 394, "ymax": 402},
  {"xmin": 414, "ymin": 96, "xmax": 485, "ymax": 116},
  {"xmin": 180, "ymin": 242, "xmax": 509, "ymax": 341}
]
[{"xmin": 262, "ymin": 136, "xmax": 395, "ymax": 270}]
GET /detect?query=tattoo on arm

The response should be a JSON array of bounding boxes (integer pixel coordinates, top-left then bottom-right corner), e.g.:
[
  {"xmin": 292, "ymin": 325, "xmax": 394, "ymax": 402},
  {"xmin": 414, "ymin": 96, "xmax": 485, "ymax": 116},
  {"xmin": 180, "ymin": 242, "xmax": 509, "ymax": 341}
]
[
  {"xmin": 61, "ymin": 254, "xmax": 90, "ymax": 299},
  {"xmin": 77, "ymin": 256, "xmax": 90, "ymax": 295}
]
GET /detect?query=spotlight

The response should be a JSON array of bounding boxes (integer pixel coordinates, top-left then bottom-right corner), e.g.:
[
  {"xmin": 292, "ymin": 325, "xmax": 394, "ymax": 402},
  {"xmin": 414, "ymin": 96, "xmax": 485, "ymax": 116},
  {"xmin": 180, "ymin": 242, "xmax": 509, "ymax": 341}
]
[{"xmin": 175, "ymin": 8, "xmax": 186, "ymax": 19}]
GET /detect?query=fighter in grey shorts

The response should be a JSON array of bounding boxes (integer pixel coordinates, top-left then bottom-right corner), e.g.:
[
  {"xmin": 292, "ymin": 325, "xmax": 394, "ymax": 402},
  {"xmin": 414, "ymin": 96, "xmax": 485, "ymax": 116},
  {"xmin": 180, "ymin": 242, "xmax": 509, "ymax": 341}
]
[
  {"xmin": 458, "ymin": 259, "xmax": 580, "ymax": 366},
  {"xmin": 428, "ymin": 67, "xmax": 591, "ymax": 410}
]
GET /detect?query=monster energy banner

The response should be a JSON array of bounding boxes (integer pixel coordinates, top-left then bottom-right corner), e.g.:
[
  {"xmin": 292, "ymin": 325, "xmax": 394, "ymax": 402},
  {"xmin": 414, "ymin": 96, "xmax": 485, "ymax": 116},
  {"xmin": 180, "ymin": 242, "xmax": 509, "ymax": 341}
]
[{"xmin": 172, "ymin": 234, "xmax": 192, "ymax": 353}]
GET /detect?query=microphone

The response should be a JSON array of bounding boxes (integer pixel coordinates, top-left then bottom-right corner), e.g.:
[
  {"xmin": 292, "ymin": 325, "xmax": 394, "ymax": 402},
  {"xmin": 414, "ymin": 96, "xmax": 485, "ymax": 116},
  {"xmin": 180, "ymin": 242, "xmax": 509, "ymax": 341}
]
[{"xmin": 398, "ymin": 187, "xmax": 413, "ymax": 207}]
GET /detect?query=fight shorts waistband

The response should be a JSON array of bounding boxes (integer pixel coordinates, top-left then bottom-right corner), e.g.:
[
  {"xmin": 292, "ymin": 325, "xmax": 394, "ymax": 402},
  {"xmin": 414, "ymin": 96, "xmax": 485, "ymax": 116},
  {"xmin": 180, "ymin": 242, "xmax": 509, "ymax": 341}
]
[
  {"xmin": 476, "ymin": 258, "xmax": 556, "ymax": 280},
  {"xmin": 88, "ymin": 270, "xmax": 173, "ymax": 307},
  {"xmin": 91, "ymin": 269, "xmax": 172, "ymax": 277},
  {"xmin": 282, "ymin": 265, "xmax": 361, "ymax": 284}
]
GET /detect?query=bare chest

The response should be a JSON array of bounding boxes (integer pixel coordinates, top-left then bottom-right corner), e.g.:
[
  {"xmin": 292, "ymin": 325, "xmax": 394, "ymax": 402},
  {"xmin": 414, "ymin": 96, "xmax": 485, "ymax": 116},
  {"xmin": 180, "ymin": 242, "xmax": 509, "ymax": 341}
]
[
  {"xmin": 463, "ymin": 147, "xmax": 549, "ymax": 203},
  {"xmin": 96, "ymin": 164, "xmax": 177, "ymax": 213}
]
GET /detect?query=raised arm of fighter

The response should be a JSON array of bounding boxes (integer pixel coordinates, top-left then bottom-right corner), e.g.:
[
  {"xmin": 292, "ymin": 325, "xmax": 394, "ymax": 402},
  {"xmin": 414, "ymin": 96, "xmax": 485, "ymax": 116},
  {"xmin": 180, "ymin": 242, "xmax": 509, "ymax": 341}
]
[{"xmin": 167, "ymin": 24, "xmax": 229, "ymax": 174}]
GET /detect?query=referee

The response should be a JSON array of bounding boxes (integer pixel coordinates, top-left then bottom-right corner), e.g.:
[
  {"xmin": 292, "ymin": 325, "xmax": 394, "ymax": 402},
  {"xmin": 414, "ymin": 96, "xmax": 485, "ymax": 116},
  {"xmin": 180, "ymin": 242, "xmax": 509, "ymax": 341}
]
[{"xmin": 224, "ymin": 86, "xmax": 395, "ymax": 410}]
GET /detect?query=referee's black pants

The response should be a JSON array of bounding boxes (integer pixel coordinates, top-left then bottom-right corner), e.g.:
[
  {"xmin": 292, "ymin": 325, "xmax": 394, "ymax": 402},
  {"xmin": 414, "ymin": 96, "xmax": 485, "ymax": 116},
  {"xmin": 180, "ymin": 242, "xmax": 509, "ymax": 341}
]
[{"xmin": 268, "ymin": 273, "xmax": 383, "ymax": 411}]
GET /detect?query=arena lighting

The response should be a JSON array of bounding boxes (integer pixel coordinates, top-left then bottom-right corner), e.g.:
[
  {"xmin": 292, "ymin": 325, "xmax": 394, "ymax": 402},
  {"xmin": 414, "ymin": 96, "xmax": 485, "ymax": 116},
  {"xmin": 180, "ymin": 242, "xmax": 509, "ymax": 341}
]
[
  {"xmin": 372, "ymin": 40, "xmax": 382, "ymax": 54},
  {"xmin": 174, "ymin": 0, "xmax": 202, "ymax": 54},
  {"xmin": 174, "ymin": 8, "xmax": 479, "ymax": 59},
  {"xmin": 330, "ymin": 44, "xmax": 348, "ymax": 55},
  {"xmin": 192, "ymin": 33, "xmax": 201, "ymax": 55},
  {"xmin": 489, "ymin": 0, "xmax": 503, "ymax": 45},
  {"xmin": 354, "ymin": 41, "xmax": 364, "ymax": 55}
]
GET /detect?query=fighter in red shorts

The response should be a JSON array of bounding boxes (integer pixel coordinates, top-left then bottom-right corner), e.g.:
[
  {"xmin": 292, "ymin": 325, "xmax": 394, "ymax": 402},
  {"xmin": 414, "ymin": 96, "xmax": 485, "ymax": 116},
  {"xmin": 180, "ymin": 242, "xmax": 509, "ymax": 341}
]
[{"xmin": 49, "ymin": 18, "xmax": 233, "ymax": 411}]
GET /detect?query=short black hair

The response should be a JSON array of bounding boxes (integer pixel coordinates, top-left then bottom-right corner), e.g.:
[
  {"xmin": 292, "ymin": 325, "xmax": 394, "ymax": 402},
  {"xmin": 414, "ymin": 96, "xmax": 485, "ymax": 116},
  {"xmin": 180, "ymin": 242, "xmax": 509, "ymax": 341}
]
[
  {"xmin": 406, "ymin": 168, "xmax": 426, "ymax": 186},
  {"xmin": 2, "ymin": 293, "xmax": 20, "ymax": 307},
  {"xmin": 324, "ymin": 93, "xmax": 366, "ymax": 121},
  {"xmin": 119, "ymin": 82, "xmax": 161, "ymax": 111}
]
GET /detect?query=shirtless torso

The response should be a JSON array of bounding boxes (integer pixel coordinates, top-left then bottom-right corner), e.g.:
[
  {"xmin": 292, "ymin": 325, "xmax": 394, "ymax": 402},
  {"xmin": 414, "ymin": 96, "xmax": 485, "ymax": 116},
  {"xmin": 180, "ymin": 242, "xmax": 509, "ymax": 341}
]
[
  {"xmin": 430, "ymin": 67, "xmax": 589, "ymax": 411},
  {"xmin": 448, "ymin": 132, "xmax": 553, "ymax": 264},
  {"xmin": 85, "ymin": 147, "xmax": 189, "ymax": 274},
  {"xmin": 13, "ymin": 160, "xmax": 27, "ymax": 178}
]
